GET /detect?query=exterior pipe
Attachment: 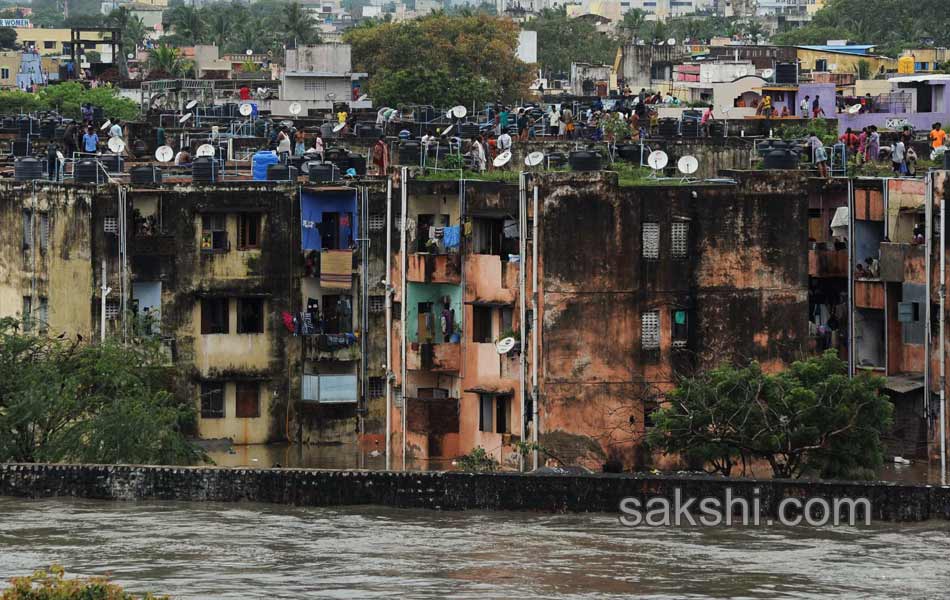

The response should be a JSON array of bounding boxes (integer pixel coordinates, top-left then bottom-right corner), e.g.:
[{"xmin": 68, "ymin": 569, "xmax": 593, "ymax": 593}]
[
  {"xmin": 940, "ymin": 173, "xmax": 947, "ymax": 485},
  {"xmin": 401, "ymin": 166, "xmax": 408, "ymax": 471},
  {"xmin": 531, "ymin": 183, "xmax": 539, "ymax": 471},
  {"xmin": 384, "ymin": 177, "xmax": 393, "ymax": 470},
  {"xmin": 925, "ymin": 177, "xmax": 933, "ymax": 476},
  {"xmin": 518, "ymin": 172, "xmax": 527, "ymax": 472}
]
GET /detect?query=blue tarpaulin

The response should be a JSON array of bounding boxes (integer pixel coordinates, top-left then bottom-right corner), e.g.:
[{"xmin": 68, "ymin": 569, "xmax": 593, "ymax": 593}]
[{"xmin": 301, "ymin": 190, "xmax": 358, "ymax": 251}]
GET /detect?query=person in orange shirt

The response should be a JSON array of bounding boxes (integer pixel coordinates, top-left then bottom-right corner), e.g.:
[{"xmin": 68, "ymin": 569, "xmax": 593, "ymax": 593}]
[{"xmin": 930, "ymin": 123, "xmax": 946, "ymax": 150}]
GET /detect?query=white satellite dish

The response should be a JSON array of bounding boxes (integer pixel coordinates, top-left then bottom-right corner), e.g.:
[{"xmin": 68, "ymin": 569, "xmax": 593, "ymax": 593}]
[
  {"xmin": 667, "ymin": 37, "xmax": 676, "ymax": 46},
  {"xmin": 441, "ymin": 124, "xmax": 454, "ymax": 137},
  {"xmin": 495, "ymin": 337, "xmax": 516, "ymax": 354},
  {"xmin": 179, "ymin": 112, "xmax": 193, "ymax": 124},
  {"xmin": 196, "ymin": 143, "xmax": 215, "ymax": 157},
  {"xmin": 648, "ymin": 150, "xmax": 669, "ymax": 170},
  {"xmin": 525, "ymin": 151, "xmax": 544, "ymax": 167},
  {"xmin": 493, "ymin": 149, "xmax": 512, "ymax": 168},
  {"xmin": 246, "ymin": 49, "xmax": 253, "ymax": 55},
  {"xmin": 126, "ymin": 53, "xmax": 133, "ymax": 60},
  {"xmin": 56, "ymin": 150, "xmax": 64, "ymax": 161},
  {"xmin": 357, "ymin": 94, "xmax": 368, "ymax": 102},
  {"xmin": 239, "ymin": 103, "xmax": 253, "ymax": 116},
  {"xmin": 848, "ymin": 103, "xmax": 863, "ymax": 115},
  {"xmin": 107, "ymin": 137, "xmax": 125, "ymax": 153},
  {"xmin": 451, "ymin": 105, "xmax": 467, "ymax": 119},
  {"xmin": 186, "ymin": 99, "xmax": 198, "ymax": 110},
  {"xmin": 677, "ymin": 155, "xmax": 699, "ymax": 175},
  {"xmin": 288, "ymin": 102, "xmax": 302, "ymax": 116},
  {"xmin": 762, "ymin": 68, "xmax": 774, "ymax": 79},
  {"xmin": 154, "ymin": 145, "xmax": 174, "ymax": 162},
  {"xmin": 326, "ymin": 92, "xmax": 336, "ymax": 101},
  {"xmin": 333, "ymin": 122, "xmax": 346, "ymax": 133},
  {"xmin": 100, "ymin": 119, "xmax": 112, "ymax": 131}
]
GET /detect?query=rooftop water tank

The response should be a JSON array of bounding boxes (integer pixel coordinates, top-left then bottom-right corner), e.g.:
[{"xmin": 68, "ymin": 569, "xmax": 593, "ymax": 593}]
[
  {"xmin": 14, "ymin": 157, "xmax": 44, "ymax": 181},
  {"xmin": 252, "ymin": 150, "xmax": 279, "ymax": 181}
]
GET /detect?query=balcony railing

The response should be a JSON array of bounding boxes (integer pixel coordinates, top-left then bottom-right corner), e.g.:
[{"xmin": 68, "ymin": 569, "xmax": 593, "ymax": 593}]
[
  {"xmin": 302, "ymin": 333, "xmax": 359, "ymax": 362},
  {"xmin": 808, "ymin": 247, "xmax": 848, "ymax": 278},
  {"xmin": 407, "ymin": 252, "xmax": 461, "ymax": 284},
  {"xmin": 407, "ymin": 342, "xmax": 461, "ymax": 372}
]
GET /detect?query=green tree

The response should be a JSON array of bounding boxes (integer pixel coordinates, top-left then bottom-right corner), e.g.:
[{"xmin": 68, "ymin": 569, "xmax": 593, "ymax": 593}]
[
  {"xmin": 165, "ymin": 4, "xmax": 207, "ymax": 46},
  {"xmin": 0, "ymin": 27, "xmax": 16, "ymax": 50},
  {"xmin": 3, "ymin": 565, "xmax": 169, "ymax": 599},
  {"xmin": 523, "ymin": 7, "xmax": 617, "ymax": 76},
  {"xmin": 646, "ymin": 351, "xmax": 893, "ymax": 479},
  {"xmin": 147, "ymin": 44, "xmax": 189, "ymax": 78},
  {"xmin": 279, "ymin": 1, "xmax": 320, "ymax": 46},
  {"xmin": 0, "ymin": 317, "xmax": 204, "ymax": 465},
  {"xmin": 345, "ymin": 13, "xmax": 532, "ymax": 106},
  {"xmin": 619, "ymin": 9, "xmax": 646, "ymax": 43}
]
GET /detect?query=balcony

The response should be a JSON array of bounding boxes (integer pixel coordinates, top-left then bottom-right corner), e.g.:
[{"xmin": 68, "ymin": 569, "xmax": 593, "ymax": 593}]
[
  {"xmin": 808, "ymin": 247, "xmax": 847, "ymax": 278},
  {"xmin": 854, "ymin": 280, "xmax": 885, "ymax": 309},
  {"xmin": 879, "ymin": 242, "xmax": 925, "ymax": 283},
  {"xmin": 129, "ymin": 234, "xmax": 177, "ymax": 256},
  {"xmin": 407, "ymin": 342, "xmax": 461, "ymax": 372},
  {"xmin": 407, "ymin": 253, "xmax": 461, "ymax": 285},
  {"xmin": 303, "ymin": 333, "xmax": 359, "ymax": 362}
]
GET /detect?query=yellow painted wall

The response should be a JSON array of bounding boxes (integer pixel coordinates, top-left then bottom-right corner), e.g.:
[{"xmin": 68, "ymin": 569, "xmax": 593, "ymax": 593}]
[
  {"xmin": 196, "ymin": 381, "xmax": 273, "ymax": 444},
  {"xmin": 0, "ymin": 52, "xmax": 18, "ymax": 87},
  {"xmin": 14, "ymin": 28, "xmax": 111, "ymax": 56},
  {"xmin": 796, "ymin": 49, "xmax": 897, "ymax": 74}
]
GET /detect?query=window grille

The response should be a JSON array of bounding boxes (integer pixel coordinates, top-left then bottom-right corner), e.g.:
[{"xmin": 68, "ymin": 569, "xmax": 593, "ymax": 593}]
[
  {"xmin": 642, "ymin": 222, "xmax": 659, "ymax": 259},
  {"xmin": 641, "ymin": 310, "xmax": 660, "ymax": 350}
]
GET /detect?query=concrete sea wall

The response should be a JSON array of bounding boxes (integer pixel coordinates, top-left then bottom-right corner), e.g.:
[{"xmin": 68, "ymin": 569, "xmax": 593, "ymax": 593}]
[{"xmin": 3, "ymin": 464, "xmax": 950, "ymax": 522}]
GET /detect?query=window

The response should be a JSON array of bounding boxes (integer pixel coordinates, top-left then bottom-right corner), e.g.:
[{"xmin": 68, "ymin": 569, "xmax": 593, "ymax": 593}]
[
  {"xmin": 369, "ymin": 295, "xmax": 385, "ymax": 313},
  {"xmin": 495, "ymin": 395, "xmax": 510, "ymax": 434},
  {"xmin": 38, "ymin": 297, "xmax": 48, "ymax": 331},
  {"xmin": 43, "ymin": 41, "xmax": 55, "ymax": 49},
  {"xmin": 478, "ymin": 394, "xmax": 510, "ymax": 433},
  {"xmin": 201, "ymin": 214, "xmax": 228, "ymax": 252},
  {"xmin": 304, "ymin": 80, "xmax": 327, "ymax": 92},
  {"xmin": 642, "ymin": 222, "xmax": 659, "ymax": 259},
  {"xmin": 479, "ymin": 394, "xmax": 493, "ymax": 432},
  {"xmin": 103, "ymin": 216, "xmax": 118, "ymax": 234},
  {"xmin": 369, "ymin": 214, "xmax": 385, "ymax": 231},
  {"xmin": 472, "ymin": 305, "xmax": 493, "ymax": 343},
  {"xmin": 201, "ymin": 297, "xmax": 229, "ymax": 334},
  {"xmin": 1, "ymin": 68, "xmax": 9, "ymax": 79},
  {"xmin": 22, "ymin": 210, "xmax": 32, "ymax": 249},
  {"xmin": 200, "ymin": 382, "xmax": 225, "ymax": 418},
  {"xmin": 672, "ymin": 222, "xmax": 689, "ymax": 259},
  {"xmin": 500, "ymin": 307, "xmax": 513, "ymax": 335},
  {"xmin": 368, "ymin": 376, "xmax": 385, "ymax": 398},
  {"xmin": 672, "ymin": 310, "xmax": 688, "ymax": 348},
  {"xmin": 21, "ymin": 296, "xmax": 31, "ymax": 332},
  {"xmin": 641, "ymin": 310, "xmax": 660, "ymax": 350},
  {"xmin": 235, "ymin": 382, "xmax": 260, "ymax": 418},
  {"xmin": 105, "ymin": 300, "xmax": 120, "ymax": 320},
  {"xmin": 322, "ymin": 295, "xmax": 352, "ymax": 334},
  {"xmin": 237, "ymin": 213, "xmax": 261, "ymax": 250},
  {"xmin": 39, "ymin": 213, "xmax": 49, "ymax": 252},
  {"xmin": 237, "ymin": 298, "xmax": 264, "ymax": 334}
]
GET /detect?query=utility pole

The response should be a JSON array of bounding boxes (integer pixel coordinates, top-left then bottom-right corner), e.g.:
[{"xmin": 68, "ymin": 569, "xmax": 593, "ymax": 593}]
[{"xmin": 100, "ymin": 259, "xmax": 112, "ymax": 341}]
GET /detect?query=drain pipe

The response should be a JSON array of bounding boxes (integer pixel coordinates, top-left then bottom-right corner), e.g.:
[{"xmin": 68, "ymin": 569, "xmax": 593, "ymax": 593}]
[
  {"xmin": 531, "ymin": 182, "xmax": 539, "ymax": 471},
  {"xmin": 925, "ymin": 177, "xmax": 933, "ymax": 475},
  {"xmin": 401, "ymin": 166, "xmax": 408, "ymax": 471},
  {"xmin": 385, "ymin": 177, "xmax": 393, "ymax": 470},
  {"xmin": 940, "ymin": 174, "xmax": 947, "ymax": 486},
  {"xmin": 518, "ymin": 172, "xmax": 527, "ymax": 472}
]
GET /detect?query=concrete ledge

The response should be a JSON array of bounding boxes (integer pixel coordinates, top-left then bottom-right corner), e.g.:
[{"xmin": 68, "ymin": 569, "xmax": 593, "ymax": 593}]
[{"xmin": 2, "ymin": 463, "xmax": 949, "ymax": 521}]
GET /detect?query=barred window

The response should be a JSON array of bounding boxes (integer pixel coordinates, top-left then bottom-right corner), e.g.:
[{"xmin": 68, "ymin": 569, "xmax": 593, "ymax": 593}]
[
  {"xmin": 642, "ymin": 222, "xmax": 659, "ymax": 259},
  {"xmin": 369, "ymin": 295, "xmax": 385, "ymax": 313},
  {"xmin": 672, "ymin": 222, "xmax": 689, "ymax": 259},
  {"xmin": 39, "ymin": 213, "xmax": 49, "ymax": 251},
  {"xmin": 641, "ymin": 310, "xmax": 660, "ymax": 350},
  {"xmin": 103, "ymin": 216, "xmax": 118, "ymax": 234},
  {"xmin": 369, "ymin": 214, "xmax": 385, "ymax": 231},
  {"xmin": 368, "ymin": 376, "xmax": 384, "ymax": 398},
  {"xmin": 105, "ymin": 300, "xmax": 120, "ymax": 320}
]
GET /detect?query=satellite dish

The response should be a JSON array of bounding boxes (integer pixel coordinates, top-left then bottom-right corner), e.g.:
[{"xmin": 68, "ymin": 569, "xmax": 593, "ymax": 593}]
[
  {"xmin": 333, "ymin": 122, "xmax": 346, "ymax": 133},
  {"xmin": 239, "ymin": 103, "xmax": 253, "ymax": 116},
  {"xmin": 357, "ymin": 94, "xmax": 368, "ymax": 102},
  {"xmin": 246, "ymin": 49, "xmax": 253, "ymax": 55},
  {"xmin": 525, "ymin": 151, "xmax": 544, "ymax": 167},
  {"xmin": 126, "ymin": 53, "xmax": 133, "ymax": 60},
  {"xmin": 677, "ymin": 155, "xmax": 699, "ymax": 175},
  {"xmin": 280, "ymin": 120, "xmax": 294, "ymax": 128},
  {"xmin": 493, "ymin": 149, "xmax": 512, "ymax": 168},
  {"xmin": 186, "ymin": 99, "xmax": 198, "ymax": 110},
  {"xmin": 154, "ymin": 145, "xmax": 174, "ymax": 162},
  {"xmin": 441, "ymin": 123, "xmax": 453, "ymax": 136},
  {"xmin": 495, "ymin": 337, "xmax": 516, "ymax": 354},
  {"xmin": 762, "ymin": 68, "xmax": 774, "ymax": 79},
  {"xmin": 648, "ymin": 150, "xmax": 669, "ymax": 170},
  {"xmin": 100, "ymin": 119, "xmax": 112, "ymax": 131},
  {"xmin": 451, "ymin": 105, "xmax": 467, "ymax": 119},
  {"xmin": 657, "ymin": 40, "xmax": 665, "ymax": 46},
  {"xmin": 288, "ymin": 102, "xmax": 302, "ymax": 115},
  {"xmin": 326, "ymin": 92, "xmax": 336, "ymax": 101},
  {"xmin": 196, "ymin": 143, "xmax": 215, "ymax": 157},
  {"xmin": 56, "ymin": 150, "xmax": 64, "ymax": 161},
  {"xmin": 179, "ymin": 112, "xmax": 192, "ymax": 124},
  {"xmin": 848, "ymin": 103, "xmax": 863, "ymax": 114},
  {"xmin": 107, "ymin": 137, "xmax": 125, "ymax": 153},
  {"xmin": 667, "ymin": 37, "xmax": 676, "ymax": 46}
]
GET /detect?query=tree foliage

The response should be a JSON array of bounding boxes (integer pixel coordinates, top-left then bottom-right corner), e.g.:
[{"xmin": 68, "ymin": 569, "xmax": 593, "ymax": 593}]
[
  {"xmin": 3, "ymin": 565, "xmax": 168, "ymax": 599},
  {"xmin": 772, "ymin": 0, "xmax": 950, "ymax": 56},
  {"xmin": 0, "ymin": 317, "xmax": 204, "ymax": 465},
  {"xmin": 523, "ymin": 8, "xmax": 618, "ymax": 77},
  {"xmin": 0, "ymin": 82, "xmax": 138, "ymax": 120},
  {"xmin": 0, "ymin": 27, "xmax": 16, "ymax": 50},
  {"xmin": 646, "ymin": 351, "xmax": 893, "ymax": 479},
  {"xmin": 345, "ymin": 13, "xmax": 531, "ymax": 107}
]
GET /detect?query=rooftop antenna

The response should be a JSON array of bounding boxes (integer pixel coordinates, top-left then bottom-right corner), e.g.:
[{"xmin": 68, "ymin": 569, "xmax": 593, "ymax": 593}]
[
  {"xmin": 154, "ymin": 145, "xmax": 174, "ymax": 162},
  {"xmin": 179, "ymin": 112, "xmax": 193, "ymax": 124},
  {"xmin": 239, "ymin": 103, "xmax": 253, "ymax": 117},
  {"xmin": 647, "ymin": 149, "xmax": 668, "ymax": 178},
  {"xmin": 493, "ymin": 149, "xmax": 512, "ymax": 168},
  {"xmin": 100, "ymin": 119, "xmax": 112, "ymax": 131},
  {"xmin": 288, "ymin": 102, "xmax": 302, "ymax": 116},
  {"xmin": 186, "ymin": 99, "xmax": 198, "ymax": 110},
  {"xmin": 196, "ymin": 143, "xmax": 215, "ymax": 157},
  {"xmin": 524, "ymin": 151, "xmax": 544, "ymax": 168},
  {"xmin": 677, "ymin": 154, "xmax": 698, "ymax": 182},
  {"xmin": 107, "ymin": 136, "xmax": 125, "ymax": 154}
]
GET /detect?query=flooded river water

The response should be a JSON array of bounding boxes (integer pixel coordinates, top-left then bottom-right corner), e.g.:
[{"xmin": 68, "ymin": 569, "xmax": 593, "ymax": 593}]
[{"xmin": 1, "ymin": 496, "xmax": 948, "ymax": 599}]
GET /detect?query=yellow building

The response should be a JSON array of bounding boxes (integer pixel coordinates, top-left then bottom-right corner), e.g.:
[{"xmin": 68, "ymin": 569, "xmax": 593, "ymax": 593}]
[
  {"xmin": 14, "ymin": 28, "xmax": 113, "ymax": 57},
  {"xmin": 900, "ymin": 48, "xmax": 950, "ymax": 73},
  {"xmin": 796, "ymin": 47, "xmax": 897, "ymax": 75}
]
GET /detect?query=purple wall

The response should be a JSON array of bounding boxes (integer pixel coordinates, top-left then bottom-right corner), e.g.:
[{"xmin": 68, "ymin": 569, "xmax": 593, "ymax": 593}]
[{"xmin": 796, "ymin": 83, "xmax": 837, "ymax": 118}]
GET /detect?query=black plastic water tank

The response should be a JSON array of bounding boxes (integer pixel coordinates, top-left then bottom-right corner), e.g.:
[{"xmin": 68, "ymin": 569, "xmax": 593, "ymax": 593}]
[
  {"xmin": 41, "ymin": 119, "xmax": 56, "ymax": 139},
  {"xmin": 192, "ymin": 157, "xmax": 217, "ymax": 183},
  {"xmin": 616, "ymin": 144, "xmax": 639, "ymax": 161},
  {"xmin": 12, "ymin": 138, "xmax": 30, "ymax": 157},
  {"xmin": 130, "ymin": 166, "xmax": 162, "ymax": 184},
  {"xmin": 356, "ymin": 123, "xmax": 378, "ymax": 137},
  {"xmin": 460, "ymin": 123, "xmax": 480, "ymax": 139},
  {"xmin": 681, "ymin": 120, "xmax": 700, "ymax": 138},
  {"xmin": 399, "ymin": 141, "xmax": 421, "ymax": 164},
  {"xmin": 708, "ymin": 122, "xmax": 725, "ymax": 137},
  {"xmin": 658, "ymin": 118, "xmax": 679, "ymax": 137},
  {"xmin": 569, "ymin": 150, "xmax": 602, "ymax": 171},
  {"xmin": 348, "ymin": 155, "xmax": 366, "ymax": 175},
  {"xmin": 74, "ymin": 159, "xmax": 102, "ymax": 183},
  {"xmin": 2, "ymin": 117, "xmax": 14, "ymax": 129},
  {"xmin": 546, "ymin": 152, "xmax": 568, "ymax": 168},
  {"xmin": 14, "ymin": 157, "xmax": 44, "ymax": 181},
  {"xmin": 309, "ymin": 163, "xmax": 338, "ymax": 183},
  {"xmin": 763, "ymin": 149, "xmax": 799, "ymax": 170},
  {"xmin": 775, "ymin": 63, "xmax": 798, "ymax": 85},
  {"xmin": 100, "ymin": 154, "xmax": 123, "ymax": 173},
  {"xmin": 132, "ymin": 139, "xmax": 148, "ymax": 157},
  {"xmin": 266, "ymin": 163, "xmax": 297, "ymax": 181},
  {"xmin": 324, "ymin": 148, "xmax": 348, "ymax": 163}
]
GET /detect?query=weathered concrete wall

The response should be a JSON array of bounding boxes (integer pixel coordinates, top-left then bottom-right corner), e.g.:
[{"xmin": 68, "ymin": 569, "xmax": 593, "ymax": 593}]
[{"xmin": 1, "ymin": 463, "xmax": 948, "ymax": 522}]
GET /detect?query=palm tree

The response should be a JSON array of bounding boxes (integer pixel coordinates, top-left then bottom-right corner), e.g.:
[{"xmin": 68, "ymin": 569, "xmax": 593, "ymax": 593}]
[
  {"xmin": 167, "ymin": 5, "xmax": 207, "ymax": 46},
  {"xmin": 148, "ymin": 44, "xmax": 186, "ymax": 78},
  {"xmin": 620, "ymin": 9, "xmax": 646, "ymax": 43},
  {"xmin": 279, "ymin": 2, "xmax": 320, "ymax": 46}
]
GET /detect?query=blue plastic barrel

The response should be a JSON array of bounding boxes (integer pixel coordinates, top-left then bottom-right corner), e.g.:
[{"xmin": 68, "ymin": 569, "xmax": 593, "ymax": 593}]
[{"xmin": 252, "ymin": 150, "xmax": 279, "ymax": 181}]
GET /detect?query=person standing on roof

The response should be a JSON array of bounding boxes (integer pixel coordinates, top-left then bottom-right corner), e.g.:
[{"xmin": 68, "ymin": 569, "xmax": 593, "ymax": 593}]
[
  {"xmin": 800, "ymin": 95, "xmax": 810, "ymax": 118},
  {"xmin": 930, "ymin": 122, "xmax": 946, "ymax": 150},
  {"xmin": 82, "ymin": 125, "xmax": 98, "ymax": 154}
]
